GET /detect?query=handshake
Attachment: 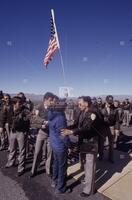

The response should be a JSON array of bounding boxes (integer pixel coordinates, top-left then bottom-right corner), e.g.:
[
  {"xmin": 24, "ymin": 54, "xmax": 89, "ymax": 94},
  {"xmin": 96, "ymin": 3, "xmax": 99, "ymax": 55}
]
[{"xmin": 61, "ymin": 129, "xmax": 73, "ymax": 136}]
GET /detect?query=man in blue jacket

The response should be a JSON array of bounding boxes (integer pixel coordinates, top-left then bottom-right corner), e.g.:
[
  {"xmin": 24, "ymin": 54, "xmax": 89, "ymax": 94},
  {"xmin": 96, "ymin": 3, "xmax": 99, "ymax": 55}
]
[{"xmin": 48, "ymin": 100, "xmax": 70, "ymax": 194}]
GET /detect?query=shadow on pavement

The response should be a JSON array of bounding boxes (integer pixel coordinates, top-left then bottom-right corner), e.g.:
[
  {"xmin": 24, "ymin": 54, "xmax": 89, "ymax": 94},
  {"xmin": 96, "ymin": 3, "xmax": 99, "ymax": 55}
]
[
  {"xmin": 116, "ymin": 132, "xmax": 132, "ymax": 153},
  {"xmin": 1, "ymin": 128, "xmax": 132, "ymax": 200},
  {"xmin": 67, "ymin": 127, "xmax": 131, "ymax": 194}
]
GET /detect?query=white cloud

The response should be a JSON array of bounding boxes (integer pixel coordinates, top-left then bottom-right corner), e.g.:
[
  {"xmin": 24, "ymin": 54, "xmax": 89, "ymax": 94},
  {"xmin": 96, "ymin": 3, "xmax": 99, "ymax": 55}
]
[
  {"xmin": 82, "ymin": 57, "xmax": 88, "ymax": 62},
  {"xmin": 6, "ymin": 41, "xmax": 13, "ymax": 46},
  {"xmin": 22, "ymin": 79, "xmax": 28, "ymax": 84},
  {"xmin": 103, "ymin": 79, "xmax": 109, "ymax": 84},
  {"xmin": 120, "ymin": 41, "xmax": 125, "ymax": 46}
]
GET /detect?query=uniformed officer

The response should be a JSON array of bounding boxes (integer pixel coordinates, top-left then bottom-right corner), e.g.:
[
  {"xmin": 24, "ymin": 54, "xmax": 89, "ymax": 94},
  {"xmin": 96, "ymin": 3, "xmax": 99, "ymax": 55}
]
[
  {"xmin": 61, "ymin": 96, "xmax": 103, "ymax": 197},
  {"xmin": 3, "ymin": 94, "xmax": 13, "ymax": 151},
  {"xmin": 5, "ymin": 96, "xmax": 30, "ymax": 176},
  {"xmin": 100, "ymin": 95, "xmax": 119, "ymax": 162},
  {"xmin": 0, "ymin": 94, "xmax": 7, "ymax": 151},
  {"xmin": 30, "ymin": 92, "xmax": 55, "ymax": 177}
]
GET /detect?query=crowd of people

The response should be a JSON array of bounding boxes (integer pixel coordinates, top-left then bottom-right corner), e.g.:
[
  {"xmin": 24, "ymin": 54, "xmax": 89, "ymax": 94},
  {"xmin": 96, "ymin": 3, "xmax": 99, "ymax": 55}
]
[{"xmin": 0, "ymin": 90, "xmax": 132, "ymax": 197}]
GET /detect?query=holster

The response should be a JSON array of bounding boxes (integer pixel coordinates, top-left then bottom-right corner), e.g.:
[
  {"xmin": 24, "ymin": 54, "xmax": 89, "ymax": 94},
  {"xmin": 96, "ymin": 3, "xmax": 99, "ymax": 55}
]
[{"xmin": 80, "ymin": 138, "xmax": 98, "ymax": 154}]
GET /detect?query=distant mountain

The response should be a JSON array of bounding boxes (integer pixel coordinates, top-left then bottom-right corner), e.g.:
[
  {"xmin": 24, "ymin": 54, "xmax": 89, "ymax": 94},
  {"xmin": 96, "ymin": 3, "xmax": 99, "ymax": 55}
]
[
  {"xmin": 10, "ymin": 93, "xmax": 132, "ymax": 102},
  {"xmin": 25, "ymin": 94, "xmax": 43, "ymax": 101},
  {"xmin": 10, "ymin": 93, "xmax": 42, "ymax": 101},
  {"xmin": 94, "ymin": 95, "xmax": 132, "ymax": 101}
]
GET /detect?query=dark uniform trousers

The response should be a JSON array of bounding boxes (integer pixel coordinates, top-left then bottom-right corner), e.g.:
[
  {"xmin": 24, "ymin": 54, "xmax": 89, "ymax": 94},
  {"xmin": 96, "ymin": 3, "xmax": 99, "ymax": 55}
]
[
  {"xmin": 98, "ymin": 125, "xmax": 114, "ymax": 161},
  {"xmin": 6, "ymin": 131, "xmax": 27, "ymax": 173}
]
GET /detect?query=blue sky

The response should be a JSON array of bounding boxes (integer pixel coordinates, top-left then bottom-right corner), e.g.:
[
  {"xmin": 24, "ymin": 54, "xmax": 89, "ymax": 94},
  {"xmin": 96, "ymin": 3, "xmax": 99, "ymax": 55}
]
[{"xmin": 0, "ymin": 0, "xmax": 132, "ymax": 97}]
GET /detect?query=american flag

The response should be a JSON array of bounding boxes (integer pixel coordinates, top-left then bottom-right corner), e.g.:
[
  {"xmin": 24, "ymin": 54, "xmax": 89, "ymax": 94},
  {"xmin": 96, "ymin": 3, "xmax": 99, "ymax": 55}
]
[{"xmin": 44, "ymin": 10, "xmax": 59, "ymax": 68}]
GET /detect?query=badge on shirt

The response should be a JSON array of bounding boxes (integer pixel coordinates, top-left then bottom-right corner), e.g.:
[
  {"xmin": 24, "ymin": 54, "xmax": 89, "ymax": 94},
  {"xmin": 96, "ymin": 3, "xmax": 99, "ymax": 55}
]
[{"xmin": 91, "ymin": 113, "xmax": 96, "ymax": 121}]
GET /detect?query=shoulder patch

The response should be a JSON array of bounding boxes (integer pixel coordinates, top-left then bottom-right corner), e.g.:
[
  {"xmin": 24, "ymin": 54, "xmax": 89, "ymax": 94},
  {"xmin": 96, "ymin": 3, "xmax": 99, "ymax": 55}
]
[{"xmin": 91, "ymin": 113, "xmax": 96, "ymax": 121}]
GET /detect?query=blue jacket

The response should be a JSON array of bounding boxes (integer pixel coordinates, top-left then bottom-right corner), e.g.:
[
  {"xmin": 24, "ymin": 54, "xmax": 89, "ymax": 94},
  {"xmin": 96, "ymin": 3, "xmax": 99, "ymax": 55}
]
[{"xmin": 48, "ymin": 110, "xmax": 70, "ymax": 152}]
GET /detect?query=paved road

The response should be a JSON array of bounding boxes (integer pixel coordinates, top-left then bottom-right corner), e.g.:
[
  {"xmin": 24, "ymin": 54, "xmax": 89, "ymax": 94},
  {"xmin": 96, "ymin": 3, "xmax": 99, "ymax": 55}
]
[{"xmin": 0, "ymin": 126, "xmax": 131, "ymax": 200}]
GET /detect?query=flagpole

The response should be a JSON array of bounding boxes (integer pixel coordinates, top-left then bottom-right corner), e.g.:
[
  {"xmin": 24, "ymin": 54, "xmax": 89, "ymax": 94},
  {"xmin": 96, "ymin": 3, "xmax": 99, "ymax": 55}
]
[
  {"xmin": 58, "ymin": 48, "xmax": 66, "ymax": 82},
  {"xmin": 51, "ymin": 9, "xmax": 66, "ymax": 82}
]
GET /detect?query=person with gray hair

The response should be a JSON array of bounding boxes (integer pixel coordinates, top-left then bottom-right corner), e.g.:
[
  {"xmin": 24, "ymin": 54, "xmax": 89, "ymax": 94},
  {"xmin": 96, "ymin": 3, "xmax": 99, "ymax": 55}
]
[
  {"xmin": 29, "ymin": 92, "xmax": 55, "ymax": 178},
  {"xmin": 61, "ymin": 96, "xmax": 103, "ymax": 197}
]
